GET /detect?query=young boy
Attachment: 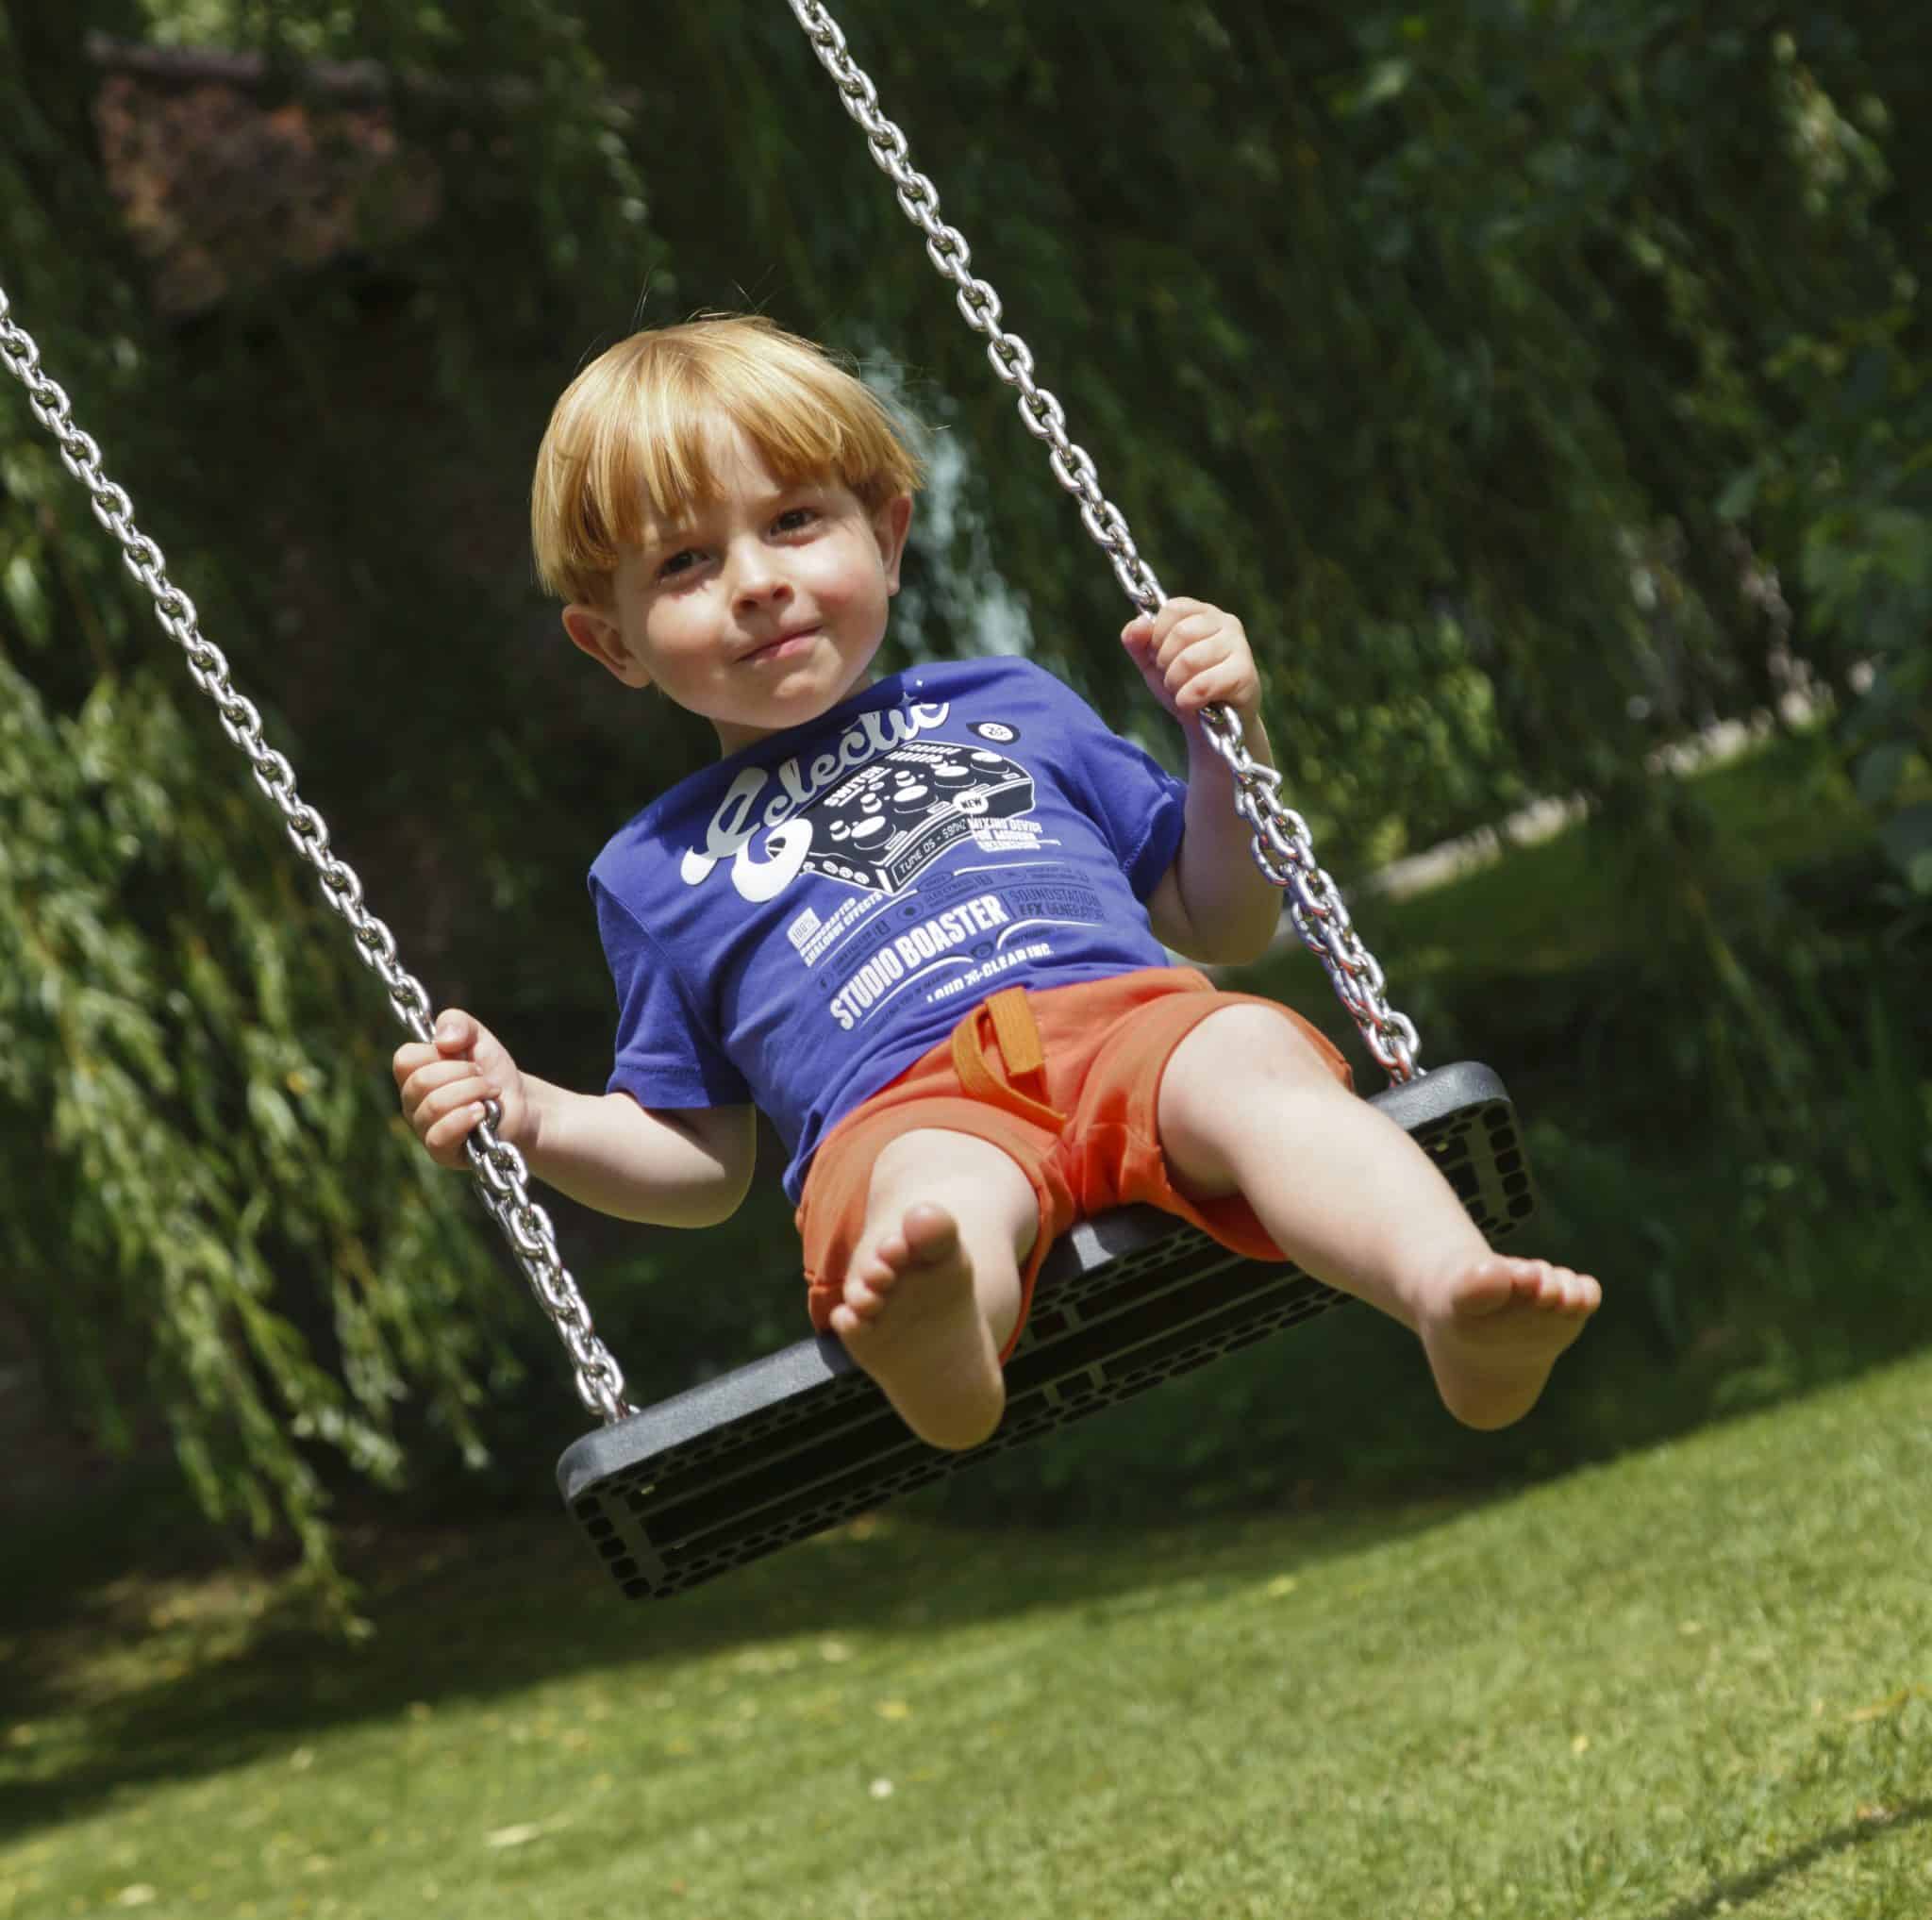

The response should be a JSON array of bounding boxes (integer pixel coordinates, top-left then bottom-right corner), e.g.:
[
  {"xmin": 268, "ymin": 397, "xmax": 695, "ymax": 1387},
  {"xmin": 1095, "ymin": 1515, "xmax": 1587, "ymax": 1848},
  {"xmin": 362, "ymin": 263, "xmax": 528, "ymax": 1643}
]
[{"xmin": 393, "ymin": 314, "xmax": 1599, "ymax": 1452}]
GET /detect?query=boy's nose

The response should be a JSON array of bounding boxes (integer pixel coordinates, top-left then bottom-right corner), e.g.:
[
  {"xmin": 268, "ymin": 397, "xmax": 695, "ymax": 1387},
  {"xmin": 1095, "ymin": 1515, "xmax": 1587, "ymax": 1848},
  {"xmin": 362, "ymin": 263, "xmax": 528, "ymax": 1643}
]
[{"xmin": 730, "ymin": 550, "xmax": 791, "ymax": 614}]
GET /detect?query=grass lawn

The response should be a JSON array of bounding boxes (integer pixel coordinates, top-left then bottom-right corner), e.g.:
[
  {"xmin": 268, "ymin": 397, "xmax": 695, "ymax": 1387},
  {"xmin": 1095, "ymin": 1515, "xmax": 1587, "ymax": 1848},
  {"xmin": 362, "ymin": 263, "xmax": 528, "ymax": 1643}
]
[{"xmin": 6, "ymin": 1345, "xmax": 1930, "ymax": 1920}]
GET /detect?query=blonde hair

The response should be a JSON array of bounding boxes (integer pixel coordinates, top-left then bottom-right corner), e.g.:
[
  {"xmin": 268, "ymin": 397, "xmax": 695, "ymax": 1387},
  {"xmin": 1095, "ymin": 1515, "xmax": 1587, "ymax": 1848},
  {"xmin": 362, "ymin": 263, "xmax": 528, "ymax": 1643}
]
[{"xmin": 531, "ymin": 314, "xmax": 925, "ymax": 606}]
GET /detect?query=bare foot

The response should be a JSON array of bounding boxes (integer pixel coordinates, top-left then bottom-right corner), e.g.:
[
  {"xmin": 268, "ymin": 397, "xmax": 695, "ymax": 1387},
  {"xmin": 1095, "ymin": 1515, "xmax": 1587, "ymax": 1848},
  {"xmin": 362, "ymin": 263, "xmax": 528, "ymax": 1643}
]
[
  {"xmin": 827, "ymin": 1203, "xmax": 1006, "ymax": 1450},
  {"xmin": 1417, "ymin": 1255, "xmax": 1601, "ymax": 1430}
]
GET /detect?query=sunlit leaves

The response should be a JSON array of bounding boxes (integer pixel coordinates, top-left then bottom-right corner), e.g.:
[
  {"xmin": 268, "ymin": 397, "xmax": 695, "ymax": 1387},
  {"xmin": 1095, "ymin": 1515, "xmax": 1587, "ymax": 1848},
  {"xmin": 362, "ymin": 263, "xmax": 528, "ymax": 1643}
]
[{"xmin": 0, "ymin": 653, "xmax": 509, "ymax": 1613}]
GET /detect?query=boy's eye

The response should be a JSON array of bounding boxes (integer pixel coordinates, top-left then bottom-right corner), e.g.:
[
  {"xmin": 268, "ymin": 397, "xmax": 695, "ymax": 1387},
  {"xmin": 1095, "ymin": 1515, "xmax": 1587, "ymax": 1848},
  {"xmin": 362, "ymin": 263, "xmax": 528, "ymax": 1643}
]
[
  {"xmin": 658, "ymin": 547, "xmax": 700, "ymax": 579},
  {"xmin": 774, "ymin": 506, "xmax": 816, "ymax": 533}
]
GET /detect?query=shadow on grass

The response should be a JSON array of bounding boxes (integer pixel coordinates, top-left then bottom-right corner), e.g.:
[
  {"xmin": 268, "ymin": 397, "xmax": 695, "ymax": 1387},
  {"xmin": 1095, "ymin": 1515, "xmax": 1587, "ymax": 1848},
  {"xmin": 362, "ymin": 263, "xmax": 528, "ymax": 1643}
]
[
  {"xmin": 0, "ymin": 1463, "xmax": 1465, "ymax": 1845},
  {"xmin": 1652, "ymin": 1799, "xmax": 1930, "ymax": 1920},
  {"xmin": 9, "ymin": 1279, "xmax": 1931, "ymax": 1851}
]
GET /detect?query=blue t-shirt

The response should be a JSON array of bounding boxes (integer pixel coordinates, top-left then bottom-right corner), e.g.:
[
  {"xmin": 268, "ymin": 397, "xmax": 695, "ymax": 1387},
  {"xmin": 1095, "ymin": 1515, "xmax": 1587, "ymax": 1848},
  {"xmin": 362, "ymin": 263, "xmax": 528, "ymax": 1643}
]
[{"xmin": 589, "ymin": 656, "xmax": 1188, "ymax": 1201}]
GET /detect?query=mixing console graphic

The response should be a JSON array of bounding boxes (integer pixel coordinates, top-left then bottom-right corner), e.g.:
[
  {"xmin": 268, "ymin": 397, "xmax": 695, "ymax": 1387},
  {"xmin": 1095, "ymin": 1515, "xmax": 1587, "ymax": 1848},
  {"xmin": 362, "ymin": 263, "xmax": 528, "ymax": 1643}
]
[{"xmin": 803, "ymin": 741, "xmax": 1034, "ymax": 894}]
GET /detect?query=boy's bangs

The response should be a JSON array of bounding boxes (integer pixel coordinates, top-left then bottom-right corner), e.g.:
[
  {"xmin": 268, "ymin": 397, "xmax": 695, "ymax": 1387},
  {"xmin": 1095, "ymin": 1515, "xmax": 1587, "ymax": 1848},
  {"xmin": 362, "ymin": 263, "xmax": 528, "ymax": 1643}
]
[{"xmin": 610, "ymin": 353, "xmax": 884, "ymax": 537}]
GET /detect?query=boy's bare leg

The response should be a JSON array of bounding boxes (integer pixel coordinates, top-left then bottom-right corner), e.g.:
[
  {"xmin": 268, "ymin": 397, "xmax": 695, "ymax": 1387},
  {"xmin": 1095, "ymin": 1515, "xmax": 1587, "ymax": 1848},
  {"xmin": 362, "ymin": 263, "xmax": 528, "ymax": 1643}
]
[
  {"xmin": 826, "ymin": 1128, "xmax": 1038, "ymax": 1451},
  {"xmin": 1158, "ymin": 1007, "xmax": 1601, "ymax": 1429}
]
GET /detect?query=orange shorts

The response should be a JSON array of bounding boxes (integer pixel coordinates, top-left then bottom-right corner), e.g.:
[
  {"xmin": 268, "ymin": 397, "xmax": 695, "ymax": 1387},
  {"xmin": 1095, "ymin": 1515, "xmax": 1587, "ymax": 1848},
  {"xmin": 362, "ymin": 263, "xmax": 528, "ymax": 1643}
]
[{"xmin": 795, "ymin": 966, "xmax": 1352, "ymax": 1361}]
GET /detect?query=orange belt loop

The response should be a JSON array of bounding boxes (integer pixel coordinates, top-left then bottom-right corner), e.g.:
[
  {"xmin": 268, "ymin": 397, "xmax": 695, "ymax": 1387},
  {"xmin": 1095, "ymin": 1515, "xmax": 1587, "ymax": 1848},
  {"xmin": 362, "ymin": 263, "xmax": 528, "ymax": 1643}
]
[
  {"xmin": 950, "ymin": 986, "xmax": 1067, "ymax": 1131},
  {"xmin": 987, "ymin": 985, "xmax": 1045, "ymax": 1078}
]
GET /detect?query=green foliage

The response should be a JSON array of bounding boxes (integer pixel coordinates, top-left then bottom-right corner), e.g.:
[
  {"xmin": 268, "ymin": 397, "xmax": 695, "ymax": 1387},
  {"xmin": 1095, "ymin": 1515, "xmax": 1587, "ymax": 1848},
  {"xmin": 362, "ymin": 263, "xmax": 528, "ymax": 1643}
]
[
  {"xmin": 0, "ymin": 0, "xmax": 542, "ymax": 1612},
  {"xmin": 1709, "ymin": 34, "xmax": 1932, "ymax": 902},
  {"xmin": 0, "ymin": 643, "xmax": 517, "ymax": 1612}
]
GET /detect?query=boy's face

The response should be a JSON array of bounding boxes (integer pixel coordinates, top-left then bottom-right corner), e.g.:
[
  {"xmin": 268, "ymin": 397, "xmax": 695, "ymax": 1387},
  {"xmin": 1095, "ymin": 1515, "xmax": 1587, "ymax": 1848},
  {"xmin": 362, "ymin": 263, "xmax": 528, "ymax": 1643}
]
[{"xmin": 562, "ymin": 418, "xmax": 913, "ymax": 756}]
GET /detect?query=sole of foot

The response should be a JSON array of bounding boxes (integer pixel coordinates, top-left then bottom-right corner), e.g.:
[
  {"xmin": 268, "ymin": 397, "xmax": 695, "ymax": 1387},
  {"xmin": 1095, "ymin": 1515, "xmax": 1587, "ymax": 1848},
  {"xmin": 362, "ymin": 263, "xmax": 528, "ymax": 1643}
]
[{"xmin": 827, "ymin": 1202, "xmax": 1006, "ymax": 1451}]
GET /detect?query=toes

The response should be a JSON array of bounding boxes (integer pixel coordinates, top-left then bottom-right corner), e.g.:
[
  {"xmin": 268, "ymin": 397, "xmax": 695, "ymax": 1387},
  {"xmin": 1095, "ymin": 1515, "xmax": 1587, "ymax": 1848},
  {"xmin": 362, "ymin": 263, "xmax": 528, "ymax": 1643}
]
[
  {"xmin": 1535, "ymin": 1264, "xmax": 1601, "ymax": 1314},
  {"xmin": 1514, "ymin": 1259, "xmax": 1570, "ymax": 1304},
  {"xmin": 1489, "ymin": 1258, "xmax": 1547, "ymax": 1304},
  {"xmin": 900, "ymin": 1203, "xmax": 960, "ymax": 1264},
  {"xmin": 834, "ymin": 1204, "xmax": 975, "ymax": 1349},
  {"xmin": 1473, "ymin": 1257, "xmax": 1602, "ymax": 1316}
]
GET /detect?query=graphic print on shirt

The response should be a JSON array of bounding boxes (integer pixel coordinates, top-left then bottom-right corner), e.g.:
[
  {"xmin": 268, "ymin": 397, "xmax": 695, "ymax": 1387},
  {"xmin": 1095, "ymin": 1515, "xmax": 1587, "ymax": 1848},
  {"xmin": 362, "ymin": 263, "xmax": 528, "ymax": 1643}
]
[
  {"xmin": 678, "ymin": 705, "xmax": 1110, "ymax": 1033},
  {"xmin": 801, "ymin": 738, "xmax": 1034, "ymax": 893},
  {"xmin": 805, "ymin": 726, "xmax": 1105, "ymax": 1029}
]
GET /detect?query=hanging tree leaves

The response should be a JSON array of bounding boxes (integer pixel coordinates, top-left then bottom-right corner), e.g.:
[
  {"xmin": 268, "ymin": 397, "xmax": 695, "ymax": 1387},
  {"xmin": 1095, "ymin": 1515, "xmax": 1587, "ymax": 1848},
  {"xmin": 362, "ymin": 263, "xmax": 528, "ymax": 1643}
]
[{"xmin": 0, "ymin": 0, "xmax": 663, "ymax": 1608}]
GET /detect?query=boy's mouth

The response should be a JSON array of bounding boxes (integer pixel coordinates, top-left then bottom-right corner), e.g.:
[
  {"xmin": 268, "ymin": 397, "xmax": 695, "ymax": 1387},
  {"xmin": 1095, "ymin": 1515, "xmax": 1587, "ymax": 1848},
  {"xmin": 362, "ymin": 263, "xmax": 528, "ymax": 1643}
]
[{"xmin": 738, "ymin": 626, "xmax": 819, "ymax": 665}]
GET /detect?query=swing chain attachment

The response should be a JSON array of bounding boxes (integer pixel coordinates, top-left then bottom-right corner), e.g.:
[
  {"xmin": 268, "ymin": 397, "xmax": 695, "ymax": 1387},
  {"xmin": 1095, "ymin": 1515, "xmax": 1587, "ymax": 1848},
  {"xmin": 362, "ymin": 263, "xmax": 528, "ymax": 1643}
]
[
  {"xmin": 0, "ymin": 280, "xmax": 635, "ymax": 1426},
  {"xmin": 785, "ymin": 0, "xmax": 1421, "ymax": 1082}
]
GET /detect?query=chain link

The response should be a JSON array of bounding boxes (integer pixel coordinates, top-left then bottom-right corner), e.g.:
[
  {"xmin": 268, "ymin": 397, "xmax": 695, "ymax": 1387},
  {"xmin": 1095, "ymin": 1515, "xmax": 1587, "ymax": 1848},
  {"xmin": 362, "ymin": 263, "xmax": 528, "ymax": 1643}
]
[
  {"xmin": 0, "ymin": 281, "xmax": 636, "ymax": 1424},
  {"xmin": 786, "ymin": 0, "xmax": 1421, "ymax": 1080}
]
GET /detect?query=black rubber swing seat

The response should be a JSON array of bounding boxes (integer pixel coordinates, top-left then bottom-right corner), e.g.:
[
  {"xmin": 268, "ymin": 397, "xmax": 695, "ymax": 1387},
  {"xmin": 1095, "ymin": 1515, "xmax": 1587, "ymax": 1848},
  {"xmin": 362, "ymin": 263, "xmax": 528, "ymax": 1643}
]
[{"xmin": 558, "ymin": 1059, "xmax": 1535, "ymax": 1600}]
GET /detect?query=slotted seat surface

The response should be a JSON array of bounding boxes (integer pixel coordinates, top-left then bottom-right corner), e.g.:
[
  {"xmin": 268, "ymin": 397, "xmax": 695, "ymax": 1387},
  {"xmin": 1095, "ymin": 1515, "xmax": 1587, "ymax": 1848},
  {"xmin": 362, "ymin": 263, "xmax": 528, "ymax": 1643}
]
[{"xmin": 559, "ymin": 1060, "xmax": 1535, "ymax": 1600}]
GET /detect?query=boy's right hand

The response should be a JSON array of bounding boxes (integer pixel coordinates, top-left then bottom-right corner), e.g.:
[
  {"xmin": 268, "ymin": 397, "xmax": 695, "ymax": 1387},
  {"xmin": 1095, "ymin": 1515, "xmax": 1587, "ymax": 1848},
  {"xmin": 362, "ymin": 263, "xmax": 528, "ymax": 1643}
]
[{"xmin": 392, "ymin": 1010, "xmax": 533, "ymax": 1169}]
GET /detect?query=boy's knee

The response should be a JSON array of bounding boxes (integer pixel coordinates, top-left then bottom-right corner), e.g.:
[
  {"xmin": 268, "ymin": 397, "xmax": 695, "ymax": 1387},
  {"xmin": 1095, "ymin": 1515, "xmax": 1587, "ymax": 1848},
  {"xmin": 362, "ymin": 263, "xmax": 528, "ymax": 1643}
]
[
  {"xmin": 860, "ymin": 1128, "xmax": 1038, "ymax": 1257},
  {"xmin": 1180, "ymin": 1004, "xmax": 1333, "ymax": 1088},
  {"xmin": 1160, "ymin": 1005, "xmax": 1348, "ymax": 1177},
  {"xmin": 866, "ymin": 1128, "xmax": 958, "ymax": 1202}
]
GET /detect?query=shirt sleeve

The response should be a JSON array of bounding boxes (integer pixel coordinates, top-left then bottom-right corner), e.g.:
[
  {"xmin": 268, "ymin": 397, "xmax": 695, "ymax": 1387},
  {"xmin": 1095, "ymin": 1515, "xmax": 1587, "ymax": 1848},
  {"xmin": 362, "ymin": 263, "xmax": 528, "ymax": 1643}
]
[
  {"xmin": 591, "ymin": 875, "xmax": 753, "ymax": 1110},
  {"xmin": 1058, "ymin": 686, "xmax": 1189, "ymax": 900}
]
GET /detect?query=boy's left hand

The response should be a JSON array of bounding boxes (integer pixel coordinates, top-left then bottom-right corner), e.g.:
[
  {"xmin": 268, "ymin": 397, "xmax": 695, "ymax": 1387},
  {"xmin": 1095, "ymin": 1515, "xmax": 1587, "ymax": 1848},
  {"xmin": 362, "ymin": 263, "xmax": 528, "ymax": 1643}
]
[{"xmin": 1121, "ymin": 597, "xmax": 1260, "ymax": 725}]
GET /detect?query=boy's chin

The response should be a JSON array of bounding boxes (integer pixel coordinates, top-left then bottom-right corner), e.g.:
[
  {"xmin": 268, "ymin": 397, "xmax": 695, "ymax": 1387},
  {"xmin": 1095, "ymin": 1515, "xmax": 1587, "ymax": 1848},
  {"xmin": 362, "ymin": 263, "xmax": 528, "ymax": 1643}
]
[{"xmin": 703, "ymin": 660, "xmax": 879, "ymax": 752}]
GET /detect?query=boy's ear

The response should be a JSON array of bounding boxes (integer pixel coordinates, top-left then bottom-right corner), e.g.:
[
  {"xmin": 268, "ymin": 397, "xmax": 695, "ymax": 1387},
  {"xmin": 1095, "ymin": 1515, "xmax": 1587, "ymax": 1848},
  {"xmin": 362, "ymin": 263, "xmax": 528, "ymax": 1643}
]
[
  {"xmin": 874, "ymin": 493, "xmax": 914, "ymax": 595},
  {"xmin": 561, "ymin": 602, "xmax": 652, "ymax": 688}
]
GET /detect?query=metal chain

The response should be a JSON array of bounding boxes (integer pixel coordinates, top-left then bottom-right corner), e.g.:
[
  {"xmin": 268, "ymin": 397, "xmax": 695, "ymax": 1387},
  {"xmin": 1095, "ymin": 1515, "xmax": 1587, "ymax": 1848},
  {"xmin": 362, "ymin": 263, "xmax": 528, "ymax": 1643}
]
[
  {"xmin": 0, "ymin": 281, "xmax": 635, "ymax": 1424},
  {"xmin": 786, "ymin": 0, "xmax": 1421, "ymax": 1081}
]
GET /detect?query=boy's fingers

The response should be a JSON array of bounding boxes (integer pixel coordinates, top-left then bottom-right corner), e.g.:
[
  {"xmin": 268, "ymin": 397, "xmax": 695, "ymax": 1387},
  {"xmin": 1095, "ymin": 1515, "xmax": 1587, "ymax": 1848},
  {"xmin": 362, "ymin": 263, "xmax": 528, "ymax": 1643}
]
[
  {"xmin": 1151, "ymin": 597, "xmax": 1215, "ymax": 644},
  {"xmin": 403, "ymin": 1062, "xmax": 494, "ymax": 1122},
  {"xmin": 1183, "ymin": 662, "xmax": 1255, "ymax": 710},
  {"xmin": 1153, "ymin": 622, "xmax": 1213, "ymax": 672},
  {"xmin": 397, "ymin": 1016, "xmax": 503, "ymax": 1170},
  {"xmin": 433, "ymin": 1009, "xmax": 473, "ymax": 1051},
  {"xmin": 426, "ymin": 1077, "xmax": 493, "ymax": 1127},
  {"xmin": 1162, "ymin": 637, "xmax": 1226, "ymax": 688},
  {"xmin": 1156, "ymin": 594, "xmax": 1208, "ymax": 625},
  {"xmin": 427, "ymin": 1104, "xmax": 488, "ymax": 1162}
]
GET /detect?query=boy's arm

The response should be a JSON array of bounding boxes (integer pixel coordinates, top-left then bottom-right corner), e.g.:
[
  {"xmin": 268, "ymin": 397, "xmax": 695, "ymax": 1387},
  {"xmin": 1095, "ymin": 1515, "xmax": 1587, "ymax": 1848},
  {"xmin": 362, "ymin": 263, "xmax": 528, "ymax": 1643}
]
[
  {"xmin": 1146, "ymin": 705, "xmax": 1285, "ymax": 967},
  {"xmin": 522, "ymin": 1077, "xmax": 756, "ymax": 1227},
  {"xmin": 1122, "ymin": 599, "xmax": 1284, "ymax": 968}
]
